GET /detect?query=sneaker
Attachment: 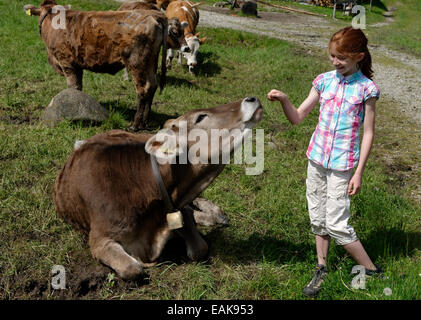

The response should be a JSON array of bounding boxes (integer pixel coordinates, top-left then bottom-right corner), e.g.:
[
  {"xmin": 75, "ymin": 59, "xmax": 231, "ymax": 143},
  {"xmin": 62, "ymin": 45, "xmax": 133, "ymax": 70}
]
[
  {"xmin": 303, "ymin": 264, "xmax": 328, "ymax": 297},
  {"xmin": 351, "ymin": 264, "xmax": 384, "ymax": 278},
  {"xmin": 365, "ymin": 264, "xmax": 383, "ymax": 277}
]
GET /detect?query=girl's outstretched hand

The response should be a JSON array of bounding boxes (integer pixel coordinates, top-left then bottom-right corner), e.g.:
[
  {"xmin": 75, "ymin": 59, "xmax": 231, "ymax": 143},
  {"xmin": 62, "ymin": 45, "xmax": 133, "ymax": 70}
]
[{"xmin": 267, "ymin": 89, "xmax": 287, "ymax": 102}]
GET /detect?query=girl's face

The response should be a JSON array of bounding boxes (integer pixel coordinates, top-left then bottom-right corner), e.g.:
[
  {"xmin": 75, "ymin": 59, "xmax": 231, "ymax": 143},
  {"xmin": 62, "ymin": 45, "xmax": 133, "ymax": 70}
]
[{"xmin": 329, "ymin": 43, "xmax": 363, "ymax": 77}]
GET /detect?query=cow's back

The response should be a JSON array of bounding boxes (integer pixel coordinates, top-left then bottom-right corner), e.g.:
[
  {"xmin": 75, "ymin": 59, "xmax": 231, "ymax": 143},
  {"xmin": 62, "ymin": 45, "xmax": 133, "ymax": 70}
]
[
  {"xmin": 166, "ymin": 0, "xmax": 199, "ymax": 34},
  {"xmin": 53, "ymin": 131, "xmax": 156, "ymax": 233},
  {"xmin": 118, "ymin": 1, "xmax": 159, "ymax": 11},
  {"xmin": 44, "ymin": 10, "xmax": 167, "ymax": 73}
]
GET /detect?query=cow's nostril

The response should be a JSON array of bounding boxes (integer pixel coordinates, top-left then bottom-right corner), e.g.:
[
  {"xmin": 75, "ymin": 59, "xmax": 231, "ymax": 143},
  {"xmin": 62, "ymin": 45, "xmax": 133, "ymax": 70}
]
[{"xmin": 245, "ymin": 97, "xmax": 256, "ymax": 103}]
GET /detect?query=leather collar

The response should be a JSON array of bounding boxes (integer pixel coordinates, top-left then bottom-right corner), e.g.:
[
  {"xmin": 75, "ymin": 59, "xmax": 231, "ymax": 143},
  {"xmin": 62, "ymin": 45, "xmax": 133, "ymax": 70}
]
[
  {"xmin": 150, "ymin": 154, "xmax": 176, "ymax": 212},
  {"xmin": 39, "ymin": 10, "xmax": 50, "ymax": 35}
]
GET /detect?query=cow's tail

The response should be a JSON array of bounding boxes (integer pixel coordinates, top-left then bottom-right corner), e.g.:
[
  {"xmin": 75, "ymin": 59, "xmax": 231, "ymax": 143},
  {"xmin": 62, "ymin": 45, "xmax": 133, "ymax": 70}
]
[{"xmin": 159, "ymin": 19, "xmax": 167, "ymax": 94}]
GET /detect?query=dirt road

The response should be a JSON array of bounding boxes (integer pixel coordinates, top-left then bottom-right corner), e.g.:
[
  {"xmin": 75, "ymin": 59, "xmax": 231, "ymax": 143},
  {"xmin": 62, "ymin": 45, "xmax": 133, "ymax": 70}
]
[
  {"xmin": 113, "ymin": 2, "xmax": 421, "ymax": 124},
  {"xmin": 198, "ymin": 5, "xmax": 421, "ymax": 124}
]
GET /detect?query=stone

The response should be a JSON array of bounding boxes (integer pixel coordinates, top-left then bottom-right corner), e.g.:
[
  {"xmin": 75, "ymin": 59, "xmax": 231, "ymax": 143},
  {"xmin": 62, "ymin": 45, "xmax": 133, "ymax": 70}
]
[
  {"xmin": 42, "ymin": 88, "xmax": 109, "ymax": 125},
  {"xmin": 241, "ymin": 1, "xmax": 258, "ymax": 17}
]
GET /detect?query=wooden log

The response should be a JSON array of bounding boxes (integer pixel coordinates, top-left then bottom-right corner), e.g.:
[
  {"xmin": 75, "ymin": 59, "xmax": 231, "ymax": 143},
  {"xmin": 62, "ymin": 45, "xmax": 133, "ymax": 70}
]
[{"xmin": 255, "ymin": 0, "xmax": 327, "ymax": 17}]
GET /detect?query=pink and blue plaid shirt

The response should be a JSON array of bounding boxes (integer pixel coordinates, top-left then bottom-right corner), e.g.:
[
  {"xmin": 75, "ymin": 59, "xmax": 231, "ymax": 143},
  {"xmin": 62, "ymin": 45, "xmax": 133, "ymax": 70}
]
[{"xmin": 306, "ymin": 70, "xmax": 380, "ymax": 171}]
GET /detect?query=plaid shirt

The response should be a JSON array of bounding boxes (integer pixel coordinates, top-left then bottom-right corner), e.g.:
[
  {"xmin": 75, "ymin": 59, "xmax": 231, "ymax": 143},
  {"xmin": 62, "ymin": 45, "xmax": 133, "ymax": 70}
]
[{"xmin": 306, "ymin": 70, "xmax": 380, "ymax": 171}]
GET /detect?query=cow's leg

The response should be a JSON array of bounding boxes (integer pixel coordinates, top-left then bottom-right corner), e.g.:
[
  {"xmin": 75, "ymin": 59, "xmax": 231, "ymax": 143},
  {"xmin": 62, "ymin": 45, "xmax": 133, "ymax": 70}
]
[
  {"xmin": 177, "ymin": 50, "xmax": 183, "ymax": 65},
  {"xmin": 142, "ymin": 78, "xmax": 158, "ymax": 126},
  {"xmin": 129, "ymin": 66, "xmax": 158, "ymax": 131},
  {"xmin": 63, "ymin": 67, "xmax": 83, "ymax": 91},
  {"xmin": 176, "ymin": 206, "xmax": 208, "ymax": 261},
  {"xmin": 191, "ymin": 198, "xmax": 229, "ymax": 226},
  {"xmin": 88, "ymin": 230, "xmax": 145, "ymax": 280},
  {"xmin": 123, "ymin": 68, "xmax": 130, "ymax": 81},
  {"xmin": 128, "ymin": 69, "xmax": 147, "ymax": 131},
  {"xmin": 166, "ymin": 49, "xmax": 174, "ymax": 69}
]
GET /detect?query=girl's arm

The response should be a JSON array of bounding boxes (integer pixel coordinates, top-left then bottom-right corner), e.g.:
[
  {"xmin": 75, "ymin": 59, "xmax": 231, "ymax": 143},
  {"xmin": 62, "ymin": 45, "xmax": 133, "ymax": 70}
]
[
  {"xmin": 348, "ymin": 97, "xmax": 376, "ymax": 195},
  {"xmin": 267, "ymin": 87, "xmax": 320, "ymax": 125}
]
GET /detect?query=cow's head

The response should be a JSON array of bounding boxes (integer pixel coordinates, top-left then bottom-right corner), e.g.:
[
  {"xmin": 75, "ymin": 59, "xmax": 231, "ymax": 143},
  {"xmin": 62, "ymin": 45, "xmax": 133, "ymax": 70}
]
[
  {"xmin": 183, "ymin": 32, "xmax": 207, "ymax": 74},
  {"xmin": 145, "ymin": 97, "xmax": 263, "ymax": 165},
  {"xmin": 167, "ymin": 18, "xmax": 190, "ymax": 53}
]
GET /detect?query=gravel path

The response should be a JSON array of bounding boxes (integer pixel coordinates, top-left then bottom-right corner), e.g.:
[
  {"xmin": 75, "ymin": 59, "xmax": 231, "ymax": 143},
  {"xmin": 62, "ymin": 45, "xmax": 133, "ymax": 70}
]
[
  {"xmin": 198, "ymin": 6, "xmax": 421, "ymax": 124},
  {"xmin": 114, "ymin": 1, "xmax": 420, "ymax": 124}
]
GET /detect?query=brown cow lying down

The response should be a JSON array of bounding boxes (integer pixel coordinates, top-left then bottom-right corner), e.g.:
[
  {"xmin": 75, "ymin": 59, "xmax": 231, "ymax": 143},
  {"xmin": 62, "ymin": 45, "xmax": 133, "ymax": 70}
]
[
  {"xmin": 54, "ymin": 97, "xmax": 263, "ymax": 280},
  {"xmin": 24, "ymin": 0, "xmax": 185, "ymax": 131}
]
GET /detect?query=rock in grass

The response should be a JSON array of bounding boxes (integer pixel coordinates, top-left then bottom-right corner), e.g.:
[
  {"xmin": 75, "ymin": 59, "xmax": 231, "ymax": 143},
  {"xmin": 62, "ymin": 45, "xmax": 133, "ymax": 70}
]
[
  {"xmin": 42, "ymin": 88, "xmax": 109, "ymax": 125},
  {"xmin": 241, "ymin": 1, "xmax": 258, "ymax": 17}
]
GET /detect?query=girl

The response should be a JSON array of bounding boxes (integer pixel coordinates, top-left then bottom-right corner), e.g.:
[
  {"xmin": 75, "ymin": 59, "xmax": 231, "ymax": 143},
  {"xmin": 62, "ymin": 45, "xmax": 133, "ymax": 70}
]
[{"xmin": 267, "ymin": 27, "xmax": 382, "ymax": 297}]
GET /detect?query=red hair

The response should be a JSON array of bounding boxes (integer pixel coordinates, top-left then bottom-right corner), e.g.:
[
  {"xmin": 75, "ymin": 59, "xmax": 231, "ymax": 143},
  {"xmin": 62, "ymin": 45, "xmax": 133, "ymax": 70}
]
[{"xmin": 329, "ymin": 27, "xmax": 373, "ymax": 80}]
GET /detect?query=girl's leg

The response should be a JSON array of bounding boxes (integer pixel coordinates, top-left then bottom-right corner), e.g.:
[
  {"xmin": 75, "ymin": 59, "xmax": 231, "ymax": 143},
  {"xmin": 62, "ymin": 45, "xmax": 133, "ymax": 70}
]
[
  {"xmin": 316, "ymin": 234, "xmax": 331, "ymax": 266},
  {"xmin": 303, "ymin": 161, "xmax": 330, "ymax": 297},
  {"xmin": 325, "ymin": 169, "xmax": 377, "ymax": 271},
  {"xmin": 343, "ymin": 240, "xmax": 376, "ymax": 270},
  {"xmin": 306, "ymin": 161, "xmax": 329, "ymax": 256}
]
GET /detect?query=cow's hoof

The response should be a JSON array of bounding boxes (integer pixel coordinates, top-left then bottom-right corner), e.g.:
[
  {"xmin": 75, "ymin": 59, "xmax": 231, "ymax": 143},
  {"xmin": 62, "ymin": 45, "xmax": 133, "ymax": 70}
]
[
  {"xmin": 187, "ymin": 241, "xmax": 209, "ymax": 262},
  {"xmin": 127, "ymin": 125, "xmax": 142, "ymax": 132},
  {"xmin": 118, "ymin": 262, "xmax": 146, "ymax": 281}
]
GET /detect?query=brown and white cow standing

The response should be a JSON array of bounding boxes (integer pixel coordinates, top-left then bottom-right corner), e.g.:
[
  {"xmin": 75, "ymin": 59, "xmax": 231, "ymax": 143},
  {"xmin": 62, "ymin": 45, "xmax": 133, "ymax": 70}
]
[
  {"xmin": 117, "ymin": 1, "xmax": 190, "ymax": 81},
  {"xmin": 166, "ymin": 0, "xmax": 207, "ymax": 74},
  {"xmin": 117, "ymin": 1, "xmax": 190, "ymax": 53},
  {"xmin": 24, "ymin": 0, "xmax": 183, "ymax": 130},
  {"xmin": 54, "ymin": 97, "xmax": 263, "ymax": 280}
]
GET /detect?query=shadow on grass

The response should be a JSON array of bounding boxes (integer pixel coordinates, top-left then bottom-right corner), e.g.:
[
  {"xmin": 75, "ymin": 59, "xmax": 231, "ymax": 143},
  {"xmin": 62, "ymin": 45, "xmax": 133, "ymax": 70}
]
[
  {"xmin": 371, "ymin": 0, "xmax": 388, "ymax": 11},
  {"xmin": 100, "ymin": 99, "xmax": 178, "ymax": 130},
  {"xmin": 205, "ymin": 229, "xmax": 314, "ymax": 264},
  {"xmin": 364, "ymin": 228, "xmax": 421, "ymax": 260},
  {"xmin": 205, "ymin": 227, "xmax": 421, "ymax": 266},
  {"xmin": 165, "ymin": 75, "xmax": 197, "ymax": 88},
  {"xmin": 166, "ymin": 51, "xmax": 222, "ymax": 78},
  {"xmin": 194, "ymin": 51, "xmax": 222, "ymax": 77}
]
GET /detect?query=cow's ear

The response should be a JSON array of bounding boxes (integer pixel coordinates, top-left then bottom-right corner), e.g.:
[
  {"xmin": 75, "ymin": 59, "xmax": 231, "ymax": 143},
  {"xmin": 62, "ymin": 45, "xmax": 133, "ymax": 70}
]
[
  {"xmin": 199, "ymin": 37, "xmax": 208, "ymax": 45},
  {"xmin": 24, "ymin": 5, "xmax": 41, "ymax": 16},
  {"xmin": 145, "ymin": 128, "xmax": 180, "ymax": 161}
]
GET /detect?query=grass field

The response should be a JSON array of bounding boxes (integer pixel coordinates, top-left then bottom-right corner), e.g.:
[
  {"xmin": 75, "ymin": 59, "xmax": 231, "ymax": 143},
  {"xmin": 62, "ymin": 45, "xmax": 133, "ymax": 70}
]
[{"xmin": 0, "ymin": 0, "xmax": 420, "ymax": 300}]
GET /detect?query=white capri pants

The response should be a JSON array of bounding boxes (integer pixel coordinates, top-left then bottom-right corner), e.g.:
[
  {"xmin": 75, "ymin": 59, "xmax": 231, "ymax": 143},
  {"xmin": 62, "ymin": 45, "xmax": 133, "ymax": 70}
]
[{"xmin": 306, "ymin": 160, "xmax": 358, "ymax": 245}]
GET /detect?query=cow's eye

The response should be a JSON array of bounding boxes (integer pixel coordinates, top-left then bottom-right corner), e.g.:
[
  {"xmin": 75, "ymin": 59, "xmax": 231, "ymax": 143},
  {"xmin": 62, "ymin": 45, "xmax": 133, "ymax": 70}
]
[{"xmin": 195, "ymin": 114, "xmax": 208, "ymax": 124}]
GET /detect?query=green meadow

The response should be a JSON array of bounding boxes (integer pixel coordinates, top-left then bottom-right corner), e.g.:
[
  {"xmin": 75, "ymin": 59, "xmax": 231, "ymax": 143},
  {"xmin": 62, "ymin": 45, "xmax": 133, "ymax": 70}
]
[{"xmin": 0, "ymin": 0, "xmax": 420, "ymax": 299}]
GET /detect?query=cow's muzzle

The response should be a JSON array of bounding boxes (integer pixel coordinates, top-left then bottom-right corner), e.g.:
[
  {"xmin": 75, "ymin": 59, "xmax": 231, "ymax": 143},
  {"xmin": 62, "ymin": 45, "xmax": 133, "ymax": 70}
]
[{"xmin": 241, "ymin": 97, "xmax": 263, "ymax": 123}]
